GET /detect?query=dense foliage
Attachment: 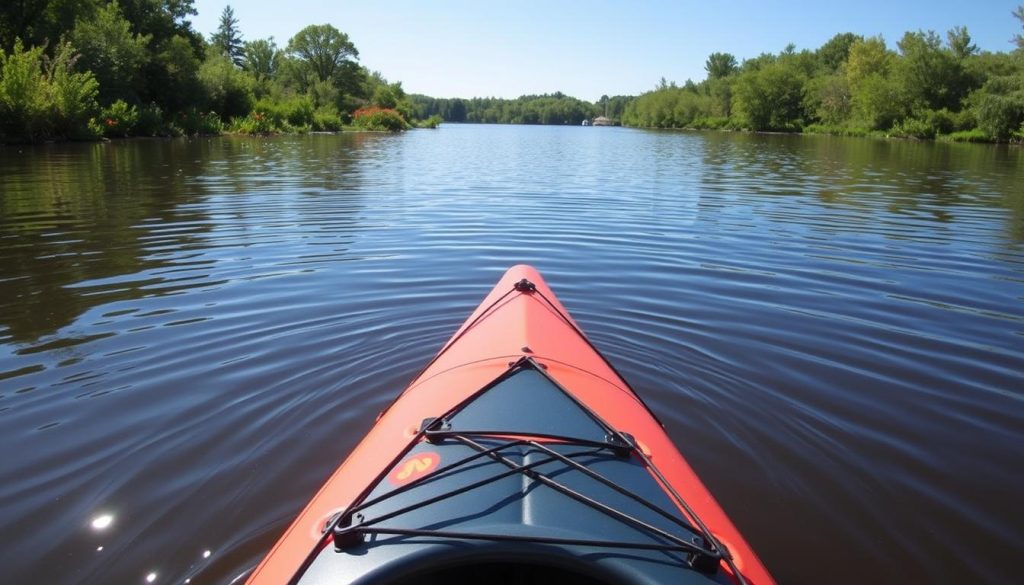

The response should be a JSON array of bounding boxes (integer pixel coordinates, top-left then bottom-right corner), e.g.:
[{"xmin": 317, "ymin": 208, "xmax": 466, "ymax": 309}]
[
  {"xmin": 3, "ymin": 2, "xmax": 1023, "ymax": 143},
  {"xmin": 0, "ymin": 1, "xmax": 421, "ymax": 142},
  {"xmin": 624, "ymin": 11, "xmax": 1024, "ymax": 142},
  {"xmin": 0, "ymin": 40, "xmax": 102, "ymax": 141},
  {"xmin": 352, "ymin": 106, "xmax": 409, "ymax": 131},
  {"xmin": 407, "ymin": 93, "xmax": 634, "ymax": 126}
]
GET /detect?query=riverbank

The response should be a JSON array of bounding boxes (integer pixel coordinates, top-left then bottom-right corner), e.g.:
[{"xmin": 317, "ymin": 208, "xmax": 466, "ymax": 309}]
[
  {"xmin": 624, "ymin": 122, "xmax": 1016, "ymax": 144},
  {"xmin": 0, "ymin": 111, "xmax": 443, "ymax": 146}
]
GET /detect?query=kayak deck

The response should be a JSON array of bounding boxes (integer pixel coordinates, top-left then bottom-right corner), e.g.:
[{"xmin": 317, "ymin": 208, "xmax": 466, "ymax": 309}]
[
  {"xmin": 246, "ymin": 265, "xmax": 774, "ymax": 585},
  {"xmin": 301, "ymin": 360, "xmax": 727, "ymax": 584}
]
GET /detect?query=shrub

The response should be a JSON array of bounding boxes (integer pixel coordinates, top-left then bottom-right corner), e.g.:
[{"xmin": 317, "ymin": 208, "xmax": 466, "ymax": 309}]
[
  {"xmin": 889, "ymin": 117, "xmax": 936, "ymax": 139},
  {"xmin": 100, "ymin": 99, "xmax": 138, "ymax": 137},
  {"xmin": 312, "ymin": 108, "xmax": 343, "ymax": 131},
  {"xmin": 802, "ymin": 124, "xmax": 871, "ymax": 137},
  {"xmin": 352, "ymin": 106, "xmax": 409, "ymax": 131},
  {"xmin": 199, "ymin": 52, "xmax": 255, "ymax": 120},
  {"xmin": 135, "ymin": 103, "xmax": 165, "ymax": 136},
  {"xmin": 922, "ymin": 109, "xmax": 956, "ymax": 136},
  {"xmin": 417, "ymin": 114, "xmax": 443, "ymax": 129},
  {"xmin": 174, "ymin": 109, "xmax": 223, "ymax": 135},
  {"xmin": 282, "ymin": 96, "xmax": 314, "ymax": 128},
  {"xmin": 47, "ymin": 42, "xmax": 101, "ymax": 140},
  {"xmin": 0, "ymin": 39, "xmax": 50, "ymax": 141},
  {"xmin": 231, "ymin": 110, "xmax": 274, "ymax": 134},
  {"xmin": 970, "ymin": 76, "xmax": 1024, "ymax": 141},
  {"xmin": 690, "ymin": 116, "xmax": 731, "ymax": 130},
  {"xmin": 951, "ymin": 108, "xmax": 976, "ymax": 132},
  {"xmin": 938, "ymin": 129, "xmax": 991, "ymax": 143},
  {"xmin": 0, "ymin": 39, "xmax": 101, "ymax": 142},
  {"xmin": 245, "ymin": 96, "xmax": 315, "ymax": 131}
]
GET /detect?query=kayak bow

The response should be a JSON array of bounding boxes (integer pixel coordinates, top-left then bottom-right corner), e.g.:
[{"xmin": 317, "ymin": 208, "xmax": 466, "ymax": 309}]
[{"xmin": 247, "ymin": 265, "xmax": 775, "ymax": 585}]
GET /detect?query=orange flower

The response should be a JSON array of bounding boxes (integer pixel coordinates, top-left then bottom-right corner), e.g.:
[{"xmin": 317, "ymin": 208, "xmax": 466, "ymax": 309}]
[{"xmin": 354, "ymin": 106, "xmax": 393, "ymax": 119}]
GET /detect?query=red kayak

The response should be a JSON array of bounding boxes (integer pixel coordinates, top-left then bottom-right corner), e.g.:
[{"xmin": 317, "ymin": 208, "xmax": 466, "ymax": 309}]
[{"xmin": 247, "ymin": 265, "xmax": 775, "ymax": 584}]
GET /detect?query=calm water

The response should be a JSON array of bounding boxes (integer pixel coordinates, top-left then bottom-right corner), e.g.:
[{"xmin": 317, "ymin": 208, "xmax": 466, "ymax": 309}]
[{"xmin": 1, "ymin": 126, "xmax": 1022, "ymax": 584}]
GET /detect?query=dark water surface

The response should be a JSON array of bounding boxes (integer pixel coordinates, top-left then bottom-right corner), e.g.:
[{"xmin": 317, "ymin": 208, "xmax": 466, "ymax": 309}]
[{"xmin": 1, "ymin": 126, "xmax": 1022, "ymax": 584}]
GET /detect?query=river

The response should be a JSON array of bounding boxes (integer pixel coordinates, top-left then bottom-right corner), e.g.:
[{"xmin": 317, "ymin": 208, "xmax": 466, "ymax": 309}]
[{"xmin": 1, "ymin": 125, "xmax": 1022, "ymax": 584}]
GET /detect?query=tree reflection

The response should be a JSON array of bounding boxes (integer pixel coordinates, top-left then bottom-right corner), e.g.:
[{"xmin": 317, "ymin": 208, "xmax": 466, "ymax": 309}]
[
  {"xmin": 696, "ymin": 132, "xmax": 1024, "ymax": 242},
  {"xmin": 0, "ymin": 134, "xmax": 366, "ymax": 344}
]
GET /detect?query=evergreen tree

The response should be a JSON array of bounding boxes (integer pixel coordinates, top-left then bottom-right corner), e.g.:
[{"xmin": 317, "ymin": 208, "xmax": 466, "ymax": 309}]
[
  {"xmin": 210, "ymin": 5, "xmax": 243, "ymax": 66},
  {"xmin": 1014, "ymin": 5, "xmax": 1024, "ymax": 50}
]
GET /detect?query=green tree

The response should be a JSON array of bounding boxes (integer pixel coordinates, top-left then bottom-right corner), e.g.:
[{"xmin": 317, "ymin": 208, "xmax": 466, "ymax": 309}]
[
  {"xmin": 242, "ymin": 37, "xmax": 278, "ymax": 84},
  {"xmin": 450, "ymin": 98, "xmax": 466, "ymax": 122},
  {"xmin": 1015, "ymin": 5, "xmax": 1024, "ymax": 50},
  {"xmin": 946, "ymin": 26, "xmax": 977, "ymax": 60},
  {"xmin": 286, "ymin": 24, "xmax": 358, "ymax": 83},
  {"xmin": 209, "ymin": 5, "xmax": 243, "ymax": 66},
  {"xmin": 0, "ymin": 0, "xmax": 100, "ymax": 52},
  {"xmin": 733, "ymin": 59, "xmax": 807, "ymax": 130},
  {"xmin": 705, "ymin": 52, "xmax": 737, "ymax": 79},
  {"xmin": 603, "ymin": 95, "xmax": 634, "ymax": 119},
  {"xmin": 68, "ymin": 1, "xmax": 150, "ymax": 104},
  {"xmin": 199, "ymin": 50, "xmax": 253, "ymax": 118},
  {"xmin": 842, "ymin": 36, "xmax": 913, "ymax": 129},
  {"xmin": 112, "ymin": 0, "xmax": 204, "ymax": 113},
  {"xmin": 816, "ymin": 32, "xmax": 862, "ymax": 72},
  {"xmin": 151, "ymin": 33, "xmax": 202, "ymax": 113},
  {"xmin": 965, "ymin": 50, "xmax": 1024, "ymax": 82},
  {"xmin": 117, "ymin": 0, "xmax": 201, "ymax": 48},
  {"xmin": 705, "ymin": 77, "xmax": 733, "ymax": 118},
  {"xmin": 804, "ymin": 73, "xmax": 852, "ymax": 125},
  {"xmin": 372, "ymin": 85, "xmax": 397, "ymax": 108},
  {"xmin": 740, "ymin": 52, "xmax": 776, "ymax": 73},
  {"xmin": 971, "ymin": 75, "xmax": 1024, "ymax": 139},
  {"xmin": 852, "ymin": 73, "xmax": 907, "ymax": 129},
  {"xmin": 897, "ymin": 30, "xmax": 964, "ymax": 111},
  {"xmin": 846, "ymin": 36, "xmax": 894, "ymax": 86}
]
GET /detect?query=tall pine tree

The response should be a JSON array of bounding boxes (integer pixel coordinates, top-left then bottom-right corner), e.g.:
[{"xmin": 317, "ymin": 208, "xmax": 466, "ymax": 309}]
[
  {"xmin": 1014, "ymin": 5, "xmax": 1024, "ymax": 49},
  {"xmin": 210, "ymin": 5, "xmax": 243, "ymax": 66}
]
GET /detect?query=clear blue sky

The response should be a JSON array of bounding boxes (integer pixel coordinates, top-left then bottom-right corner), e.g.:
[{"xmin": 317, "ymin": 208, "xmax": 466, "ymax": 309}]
[{"xmin": 192, "ymin": 0, "xmax": 1023, "ymax": 101}]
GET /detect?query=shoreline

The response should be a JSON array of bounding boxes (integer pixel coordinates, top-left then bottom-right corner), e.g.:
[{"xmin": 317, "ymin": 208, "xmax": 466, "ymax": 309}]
[
  {"xmin": 0, "ymin": 127, "xmax": 432, "ymax": 148},
  {"xmin": 621, "ymin": 124, "xmax": 1019, "ymax": 145},
  {"xmin": 4, "ymin": 123, "xmax": 1020, "ymax": 148}
]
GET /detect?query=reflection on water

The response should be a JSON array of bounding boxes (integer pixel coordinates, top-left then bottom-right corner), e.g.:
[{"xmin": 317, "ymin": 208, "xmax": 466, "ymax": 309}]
[
  {"xmin": 0, "ymin": 127, "xmax": 1022, "ymax": 585},
  {"xmin": 0, "ymin": 136, "xmax": 372, "ymax": 344}
]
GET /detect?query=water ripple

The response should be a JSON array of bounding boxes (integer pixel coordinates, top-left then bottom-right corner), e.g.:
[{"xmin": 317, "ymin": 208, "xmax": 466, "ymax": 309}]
[{"xmin": 0, "ymin": 129, "xmax": 1021, "ymax": 584}]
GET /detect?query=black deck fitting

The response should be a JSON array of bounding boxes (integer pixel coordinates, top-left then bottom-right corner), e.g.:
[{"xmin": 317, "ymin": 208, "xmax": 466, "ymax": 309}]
[
  {"xmin": 689, "ymin": 547, "xmax": 721, "ymax": 574},
  {"xmin": 605, "ymin": 433, "xmax": 636, "ymax": 458},
  {"xmin": 514, "ymin": 279, "xmax": 536, "ymax": 293},
  {"xmin": 421, "ymin": 417, "xmax": 451, "ymax": 443},
  {"xmin": 332, "ymin": 514, "xmax": 364, "ymax": 551}
]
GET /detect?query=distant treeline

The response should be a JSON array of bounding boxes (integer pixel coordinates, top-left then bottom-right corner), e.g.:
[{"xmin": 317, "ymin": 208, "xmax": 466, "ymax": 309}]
[
  {"xmin": 0, "ymin": 1, "xmax": 433, "ymax": 143},
  {"xmin": 624, "ymin": 10, "xmax": 1024, "ymax": 142},
  {"xmin": 4, "ymin": 2, "xmax": 1022, "ymax": 143},
  {"xmin": 407, "ymin": 93, "xmax": 633, "ymax": 125}
]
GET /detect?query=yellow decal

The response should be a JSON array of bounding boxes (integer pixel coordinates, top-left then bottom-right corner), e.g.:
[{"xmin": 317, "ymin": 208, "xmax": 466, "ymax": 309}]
[{"xmin": 388, "ymin": 452, "xmax": 440, "ymax": 485}]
